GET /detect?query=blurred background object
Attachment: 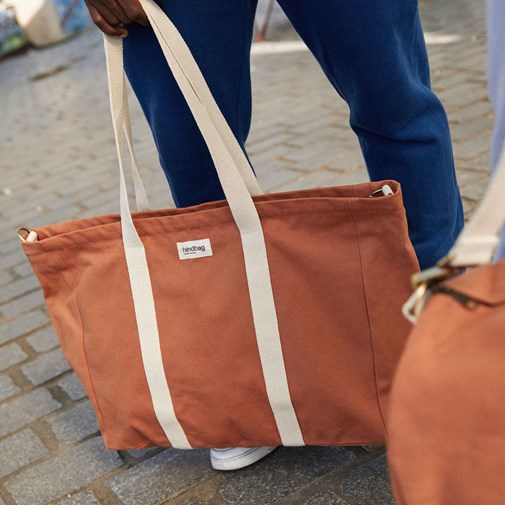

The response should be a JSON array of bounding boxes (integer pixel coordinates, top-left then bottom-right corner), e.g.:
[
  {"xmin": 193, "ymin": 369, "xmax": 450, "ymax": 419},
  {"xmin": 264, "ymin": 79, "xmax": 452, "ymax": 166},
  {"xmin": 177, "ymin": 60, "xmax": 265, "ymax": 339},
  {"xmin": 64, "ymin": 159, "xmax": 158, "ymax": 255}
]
[
  {"xmin": 255, "ymin": 0, "xmax": 275, "ymax": 41},
  {"xmin": 0, "ymin": 0, "xmax": 276, "ymax": 61},
  {"xmin": 0, "ymin": 0, "xmax": 89, "ymax": 55},
  {"xmin": 0, "ymin": 2, "xmax": 27, "ymax": 58}
]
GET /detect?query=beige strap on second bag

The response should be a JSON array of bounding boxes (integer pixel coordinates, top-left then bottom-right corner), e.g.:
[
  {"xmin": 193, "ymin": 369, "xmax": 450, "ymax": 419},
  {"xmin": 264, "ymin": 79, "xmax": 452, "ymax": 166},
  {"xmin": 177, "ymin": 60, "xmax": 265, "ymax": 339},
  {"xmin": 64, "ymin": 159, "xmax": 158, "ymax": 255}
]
[
  {"xmin": 450, "ymin": 146, "xmax": 505, "ymax": 266},
  {"xmin": 104, "ymin": 0, "xmax": 304, "ymax": 448}
]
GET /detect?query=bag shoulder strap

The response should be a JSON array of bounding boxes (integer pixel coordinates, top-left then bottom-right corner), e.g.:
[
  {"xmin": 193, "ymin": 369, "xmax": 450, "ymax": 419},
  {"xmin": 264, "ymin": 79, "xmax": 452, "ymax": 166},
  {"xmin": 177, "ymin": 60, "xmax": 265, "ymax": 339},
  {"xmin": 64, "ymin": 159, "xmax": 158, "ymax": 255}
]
[{"xmin": 450, "ymin": 149, "xmax": 505, "ymax": 266}]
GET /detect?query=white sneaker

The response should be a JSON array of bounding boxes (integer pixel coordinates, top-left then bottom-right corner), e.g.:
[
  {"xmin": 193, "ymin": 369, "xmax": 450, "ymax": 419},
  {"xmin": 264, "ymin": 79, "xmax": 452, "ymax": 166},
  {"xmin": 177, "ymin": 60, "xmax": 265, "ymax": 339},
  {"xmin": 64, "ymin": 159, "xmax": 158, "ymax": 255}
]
[{"xmin": 210, "ymin": 446, "xmax": 278, "ymax": 471}]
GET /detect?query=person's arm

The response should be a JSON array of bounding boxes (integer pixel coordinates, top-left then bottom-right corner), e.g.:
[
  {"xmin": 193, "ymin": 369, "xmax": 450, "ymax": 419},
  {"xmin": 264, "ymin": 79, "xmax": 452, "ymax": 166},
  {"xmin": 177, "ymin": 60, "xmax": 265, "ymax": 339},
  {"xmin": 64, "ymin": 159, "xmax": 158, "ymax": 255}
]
[{"xmin": 84, "ymin": 0, "xmax": 149, "ymax": 37}]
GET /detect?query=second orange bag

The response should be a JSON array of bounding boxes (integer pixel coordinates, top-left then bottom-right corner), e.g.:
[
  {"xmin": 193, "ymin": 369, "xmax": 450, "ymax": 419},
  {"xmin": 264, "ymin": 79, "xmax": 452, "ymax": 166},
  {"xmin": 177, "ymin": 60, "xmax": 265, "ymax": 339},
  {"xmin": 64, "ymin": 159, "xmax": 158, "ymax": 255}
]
[
  {"xmin": 388, "ymin": 144, "xmax": 505, "ymax": 503},
  {"xmin": 17, "ymin": 0, "xmax": 418, "ymax": 450}
]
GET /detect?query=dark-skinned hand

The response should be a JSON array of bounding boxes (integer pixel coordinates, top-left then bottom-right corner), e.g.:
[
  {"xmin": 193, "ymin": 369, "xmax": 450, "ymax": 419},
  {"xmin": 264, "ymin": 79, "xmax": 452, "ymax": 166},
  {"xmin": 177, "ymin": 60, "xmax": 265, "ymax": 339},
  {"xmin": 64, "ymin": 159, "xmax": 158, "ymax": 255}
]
[{"xmin": 84, "ymin": 0, "xmax": 149, "ymax": 37}]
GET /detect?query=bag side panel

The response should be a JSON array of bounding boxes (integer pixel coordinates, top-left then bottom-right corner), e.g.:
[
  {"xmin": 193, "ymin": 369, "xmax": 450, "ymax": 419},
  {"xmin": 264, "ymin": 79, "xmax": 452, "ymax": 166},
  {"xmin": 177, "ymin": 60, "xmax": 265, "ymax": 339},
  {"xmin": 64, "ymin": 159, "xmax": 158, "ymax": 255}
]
[
  {"xmin": 348, "ymin": 202, "xmax": 419, "ymax": 428},
  {"xmin": 24, "ymin": 246, "xmax": 110, "ymax": 442}
]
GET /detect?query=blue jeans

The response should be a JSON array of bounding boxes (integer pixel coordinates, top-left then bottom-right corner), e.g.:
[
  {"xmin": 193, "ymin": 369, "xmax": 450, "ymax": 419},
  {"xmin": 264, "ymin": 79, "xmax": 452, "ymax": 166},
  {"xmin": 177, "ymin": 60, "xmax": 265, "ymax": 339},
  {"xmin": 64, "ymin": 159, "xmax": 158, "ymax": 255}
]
[{"xmin": 124, "ymin": 0, "xmax": 463, "ymax": 269}]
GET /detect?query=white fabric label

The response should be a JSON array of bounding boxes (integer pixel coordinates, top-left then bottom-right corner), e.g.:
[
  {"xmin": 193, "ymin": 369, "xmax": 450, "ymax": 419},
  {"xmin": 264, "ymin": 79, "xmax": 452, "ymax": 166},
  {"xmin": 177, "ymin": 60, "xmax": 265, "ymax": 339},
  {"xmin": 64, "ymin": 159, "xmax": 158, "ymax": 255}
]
[{"xmin": 177, "ymin": 239, "xmax": 213, "ymax": 260}]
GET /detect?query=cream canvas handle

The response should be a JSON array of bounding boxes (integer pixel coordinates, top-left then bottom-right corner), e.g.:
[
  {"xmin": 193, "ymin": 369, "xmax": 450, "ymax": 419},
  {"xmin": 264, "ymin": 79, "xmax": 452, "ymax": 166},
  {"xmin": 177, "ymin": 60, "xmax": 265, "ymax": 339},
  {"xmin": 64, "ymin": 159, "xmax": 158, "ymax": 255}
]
[
  {"xmin": 104, "ymin": 0, "xmax": 304, "ymax": 448},
  {"xmin": 122, "ymin": 78, "xmax": 151, "ymax": 211},
  {"xmin": 105, "ymin": 25, "xmax": 262, "ymax": 201},
  {"xmin": 450, "ymin": 148, "xmax": 505, "ymax": 266}
]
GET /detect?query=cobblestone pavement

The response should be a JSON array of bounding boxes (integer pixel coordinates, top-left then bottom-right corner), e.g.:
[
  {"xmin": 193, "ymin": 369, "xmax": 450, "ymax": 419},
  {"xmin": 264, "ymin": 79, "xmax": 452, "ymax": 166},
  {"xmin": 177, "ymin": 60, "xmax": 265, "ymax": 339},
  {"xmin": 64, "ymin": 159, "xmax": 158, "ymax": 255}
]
[{"xmin": 0, "ymin": 0, "xmax": 493, "ymax": 504}]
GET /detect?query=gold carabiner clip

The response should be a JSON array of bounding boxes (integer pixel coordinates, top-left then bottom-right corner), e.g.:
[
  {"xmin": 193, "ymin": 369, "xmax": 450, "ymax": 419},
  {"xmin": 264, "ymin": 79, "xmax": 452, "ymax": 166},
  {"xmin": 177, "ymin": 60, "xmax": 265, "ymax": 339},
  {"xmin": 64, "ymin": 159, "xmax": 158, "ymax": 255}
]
[
  {"xmin": 17, "ymin": 227, "xmax": 38, "ymax": 243},
  {"xmin": 404, "ymin": 255, "xmax": 465, "ymax": 324}
]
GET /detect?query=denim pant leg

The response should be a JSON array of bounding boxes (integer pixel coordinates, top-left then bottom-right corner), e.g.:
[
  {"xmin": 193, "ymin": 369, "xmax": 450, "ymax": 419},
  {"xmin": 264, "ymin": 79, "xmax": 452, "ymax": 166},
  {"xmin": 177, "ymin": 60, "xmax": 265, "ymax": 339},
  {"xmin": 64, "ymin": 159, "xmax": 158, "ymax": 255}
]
[
  {"xmin": 277, "ymin": 0, "xmax": 464, "ymax": 269},
  {"xmin": 487, "ymin": 0, "xmax": 505, "ymax": 260},
  {"xmin": 123, "ymin": 0, "xmax": 257, "ymax": 208}
]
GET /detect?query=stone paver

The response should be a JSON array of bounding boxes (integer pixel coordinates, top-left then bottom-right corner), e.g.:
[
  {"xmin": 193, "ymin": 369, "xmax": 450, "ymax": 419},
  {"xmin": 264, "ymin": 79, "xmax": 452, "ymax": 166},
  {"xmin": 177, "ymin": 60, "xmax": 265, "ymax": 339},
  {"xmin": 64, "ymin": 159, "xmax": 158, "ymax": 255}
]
[
  {"xmin": 0, "ymin": 270, "xmax": 14, "ymax": 287},
  {"xmin": 0, "ymin": 388, "xmax": 61, "ymax": 438},
  {"xmin": 340, "ymin": 454, "xmax": 394, "ymax": 505},
  {"xmin": 26, "ymin": 326, "xmax": 59, "ymax": 353},
  {"xmin": 107, "ymin": 449, "xmax": 211, "ymax": 505},
  {"xmin": 49, "ymin": 401, "xmax": 100, "ymax": 445},
  {"xmin": 218, "ymin": 447, "xmax": 354, "ymax": 505},
  {"xmin": 58, "ymin": 373, "xmax": 87, "ymax": 401},
  {"xmin": 0, "ymin": 429, "xmax": 48, "ymax": 478},
  {"xmin": 0, "ymin": 288, "xmax": 45, "ymax": 320},
  {"xmin": 5, "ymin": 437, "xmax": 122, "ymax": 505},
  {"xmin": 59, "ymin": 491, "xmax": 101, "ymax": 505},
  {"xmin": 21, "ymin": 348, "xmax": 71, "ymax": 386},
  {"xmin": 303, "ymin": 491, "xmax": 349, "ymax": 505},
  {"xmin": 0, "ymin": 276, "xmax": 39, "ymax": 305},
  {"xmin": 0, "ymin": 343, "xmax": 28, "ymax": 372},
  {"xmin": 0, "ymin": 375, "xmax": 21, "ymax": 401},
  {"xmin": 0, "ymin": 310, "xmax": 49, "ymax": 345},
  {"xmin": 0, "ymin": 0, "xmax": 493, "ymax": 503}
]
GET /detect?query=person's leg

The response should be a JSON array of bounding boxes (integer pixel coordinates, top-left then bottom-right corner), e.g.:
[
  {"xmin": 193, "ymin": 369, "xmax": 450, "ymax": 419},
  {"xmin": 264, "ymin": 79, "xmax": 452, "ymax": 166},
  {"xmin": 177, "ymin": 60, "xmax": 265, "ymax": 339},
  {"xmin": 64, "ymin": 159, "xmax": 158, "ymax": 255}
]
[
  {"xmin": 123, "ymin": 0, "xmax": 257, "ymax": 207},
  {"xmin": 487, "ymin": 0, "xmax": 505, "ymax": 260},
  {"xmin": 277, "ymin": 0, "xmax": 464, "ymax": 269}
]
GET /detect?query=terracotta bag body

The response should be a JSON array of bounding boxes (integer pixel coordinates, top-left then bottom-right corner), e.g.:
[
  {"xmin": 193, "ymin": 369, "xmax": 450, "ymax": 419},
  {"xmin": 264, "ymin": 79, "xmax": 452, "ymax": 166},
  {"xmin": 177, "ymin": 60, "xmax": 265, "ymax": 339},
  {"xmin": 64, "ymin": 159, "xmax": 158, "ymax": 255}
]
[
  {"xmin": 19, "ymin": 0, "xmax": 418, "ymax": 450},
  {"xmin": 388, "ymin": 146, "xmax": 505, "ymax": 502},
  {"xmin": 388, "ymin": 263, "xmax": 505, "ymax": 504}
]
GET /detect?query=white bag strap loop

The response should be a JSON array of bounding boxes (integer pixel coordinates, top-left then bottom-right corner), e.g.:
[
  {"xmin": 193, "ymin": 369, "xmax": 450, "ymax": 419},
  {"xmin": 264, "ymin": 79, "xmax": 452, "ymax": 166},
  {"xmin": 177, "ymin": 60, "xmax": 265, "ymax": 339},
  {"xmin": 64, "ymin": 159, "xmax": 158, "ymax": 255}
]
[
  {"xmin": 105, "ymin": 41, "xmax": 150, "ymax": 212},
  {"xmin": 450, "ymin": 148, "xmax": 505, "ymax": 266},
  {"xmin": 122, "ymin": 76, "xmax": 151, "ymax": 211},
  {"xmin": 104, "ymin": 0, "xmax": 304, "ymax": 447}
]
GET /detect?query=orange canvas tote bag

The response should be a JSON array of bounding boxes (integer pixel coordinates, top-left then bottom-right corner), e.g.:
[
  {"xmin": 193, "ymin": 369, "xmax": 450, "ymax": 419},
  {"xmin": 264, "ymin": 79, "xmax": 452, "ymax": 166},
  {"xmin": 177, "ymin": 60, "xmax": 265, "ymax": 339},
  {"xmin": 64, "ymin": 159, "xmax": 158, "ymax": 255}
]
[
  {"xmin": 17, "ymin": 0, "xmax": 419, "ymax": 450},
  {"xmin": 388, "ymin": 148, "xmax": 505, "ymax": 503}
]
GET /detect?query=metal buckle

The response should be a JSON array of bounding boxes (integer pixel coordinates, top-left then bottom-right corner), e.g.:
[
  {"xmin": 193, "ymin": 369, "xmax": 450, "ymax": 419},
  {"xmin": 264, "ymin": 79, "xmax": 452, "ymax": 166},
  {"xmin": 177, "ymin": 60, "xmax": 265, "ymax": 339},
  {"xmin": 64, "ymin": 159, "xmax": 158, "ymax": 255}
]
[
  {"xmin": 370, "ymin": 184, "xmax": 394, "ymax": 198},
  {"xmin": 17, "ymin": 227, "xmax": 32, "ymax": 242},
  {"xmin": 403, "ymin": 284, "xmax": 430, "ymax": 324},
  {"xmin": 17, "ymin": 227, "xmax": 37, "ymax": 243},
  {"xmin": 410, "ymin": 254, "xmax": 462, "ymax": 289},
  {"xmin": 404, "ymin": 255, "xmax": 465, "ymax": 324}
]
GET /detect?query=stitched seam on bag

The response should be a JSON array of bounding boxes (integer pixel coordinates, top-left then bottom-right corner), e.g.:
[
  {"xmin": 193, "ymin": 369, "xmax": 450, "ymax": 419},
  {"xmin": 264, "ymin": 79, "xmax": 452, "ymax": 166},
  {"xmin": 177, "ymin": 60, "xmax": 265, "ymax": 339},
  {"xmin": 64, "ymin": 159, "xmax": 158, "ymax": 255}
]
[
  {"xmin": 346, "ymin": 199, "xmax": 388, "ymax": 437},
  {"xmin": 27, "ymin": 208, "xmax": 401, "ymax": 254},
  {"xmin": 56, "ymin": 249, "xmax": 110, "ymax": 445}
]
